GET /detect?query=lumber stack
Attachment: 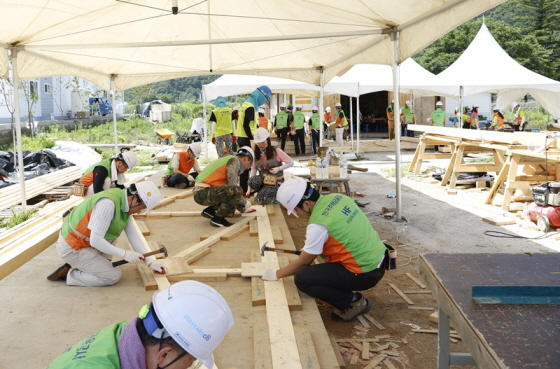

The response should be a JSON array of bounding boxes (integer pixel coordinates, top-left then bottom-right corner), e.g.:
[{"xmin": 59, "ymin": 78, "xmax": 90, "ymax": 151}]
[{"xmin": 0, "ymin": 166, "xmax": 83, "ymax": 212}]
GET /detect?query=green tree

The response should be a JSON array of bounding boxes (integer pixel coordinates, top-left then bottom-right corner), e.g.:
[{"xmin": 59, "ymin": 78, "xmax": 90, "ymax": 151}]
[
  {"xmin": 126, "ymin": 84, "xmax": 152, "ymax": 105},
  {"xmin": 19, "ymin": 80, "xmax": 39, "ymax": 136}
]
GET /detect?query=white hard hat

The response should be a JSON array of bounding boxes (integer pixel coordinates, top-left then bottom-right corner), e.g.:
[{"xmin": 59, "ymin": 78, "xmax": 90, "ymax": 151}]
[
  {"xmin": 120, "ymin": 151, "xmax": 137, "ymax": 169},
  {"xmin": 237, "ymin": 146, "xmax": 254, "ymax": 161},
  {"xmin": 405, "ymin": 100, "xmax": 411, "ymax": 106},
  {"xmin": 279, "ymin": 103, "xmax": 286, "ymax": 109},
  {"xmin": 188, "ymin": 142, "xmax": 202, "ymax": 158},
  {"xmin": 258, "ymin": 108, "xmax": 265, "ymax": 114},
  {"xmin": 277, "ymin": 178, "xmax": 308, "ymax": 216},
  {"xmin": 295, "ymin": 105, "xmax": 302, "ymax": 110},
  {"xmin": 312, "ymin": 106, "xmax": 318, "ymax": 112},
  {"xmin": 233, "ymin": 104, "xmax": 240, "ymax": 111},
  {"xmin": 134, "ymin": 181, "xmax": 161, "ymax": 211},
  {"xmin": 153, "ymin": 281, "xmax": 234, "ymax": 369},
  {"xmin": 326, "ymin": 107, "xmax": 331, "ymax": 112},
  {"xmin": 254, "ymin": 127, "xmax": 270, "ymax": 143},
  {"xmin": 391, "ymin": 100, "xmax": 394, "ymax": 104},
  {"xmin": 436, "ymin": 101, "xmax": 443, "ymax": 106},
  {"xmin": 493, "ymin": 106, "xmax": 500, "ymax": 111},
  {"xmin": 335, "ymin": 102, "xmax": 342, "ymax": 108},
  {"xmin": 511, "ymin": 101, "xmax": 519, "ymax": 108}
]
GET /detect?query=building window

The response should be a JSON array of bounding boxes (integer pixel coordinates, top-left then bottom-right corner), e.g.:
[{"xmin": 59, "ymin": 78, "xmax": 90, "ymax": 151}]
[
  {"xmin": 44, "ymin": 83, "xmax": 51, "ymax": 94},
  {"xmin": 29, "ymin": 81, "xmax": 38, "ymax": 95}
]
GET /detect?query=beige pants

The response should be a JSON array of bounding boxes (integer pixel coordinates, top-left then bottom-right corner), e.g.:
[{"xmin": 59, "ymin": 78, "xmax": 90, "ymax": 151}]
[{"xmin": 387, "ymin": 119, "xmax": 395, "ymax": 140}]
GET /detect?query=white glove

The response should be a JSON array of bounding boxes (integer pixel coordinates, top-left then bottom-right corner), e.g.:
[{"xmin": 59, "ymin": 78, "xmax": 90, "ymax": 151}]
[
  {"xmin": 242, "ymin": 201, "xmax": 253, "ymax": 213},
  {"xmin": 269, "ymin": 167, "xmax": 280, "ymax": 174},
  {"xmin": 187, "ymin": 175, "xmax": 195, "ymax": 182},
  {"xmin": 261, "ymin": 267, "xmax": 278, "ymax": 281},
  {"xmin": 124, "ymin": 250, "xmax": 145, "ymax": 264},
  {"xmin": 148, "ymin": 261, "xmax": 166, "ymax": 274}
]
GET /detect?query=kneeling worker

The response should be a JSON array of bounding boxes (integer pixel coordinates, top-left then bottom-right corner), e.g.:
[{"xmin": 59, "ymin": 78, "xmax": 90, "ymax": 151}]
[
  {"xmin": 47, "ymin": 181, "xmax": 165, "ymax": 286},
  {"xmin": 263, "ymin": 178, "xmax": 386, "ymax": 322},
  {"xmin": 46, "ymin": 280, "xmax": 234, "ymax": 369},
  {"xmin": 79, "ymin": 151, "xmax": 138, "ymax": 196},
  {"xmin": 165, "ymin": 142, "xmax": 202, "ymax": 188},
  {"xmin": 194, "ymin": 146, "xmax": 254, "ymax": 227}
]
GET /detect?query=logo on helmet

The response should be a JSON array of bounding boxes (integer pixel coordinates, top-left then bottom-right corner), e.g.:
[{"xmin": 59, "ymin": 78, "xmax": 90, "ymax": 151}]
[
  {"xmin": 184, "ymin": 314, "xmax": 212, "ymax": 341},
  {"xmin": 147, "ymin": 192, "xmax": 152, "ymax": 197}
]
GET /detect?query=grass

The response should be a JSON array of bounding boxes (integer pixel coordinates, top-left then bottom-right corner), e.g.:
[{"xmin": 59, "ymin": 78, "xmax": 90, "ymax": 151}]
[
  {"xmin": 381, "ymin": 163, "xmax": 411, "ymax": 178},
  {"xmin": 0, "ymin": 209, "xmax": 36, "ymax": 229}
]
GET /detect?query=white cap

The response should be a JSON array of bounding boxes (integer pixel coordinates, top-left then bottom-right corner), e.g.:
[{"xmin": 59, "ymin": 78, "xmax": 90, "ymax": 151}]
[
  {"xmin": 237, "ymin": 146, "xmax": 254, "ymax": 161},
  {"xmin": 171, "ymin": 143, "xmax": 189, "ymax": 152},
  {"xmin": 279, "ymin": 103, "xmax": 286, "ymax": 109},
  {"xmin": 312, "ymin": 106, "xmax": 318, "ymax": 112},
  {"xmin": 405, "ymin": 100, "xmax": 411, "ymax": 106},
  {"xmin": 254, "ymin": 127, "xmax": 270, "ymax": 143},
  {"xmin": 134, "ymin": 181, "xmax": 161, "ymax": 211},
  {"xmin": 189, "ymin": 142, "xmax": 202, "ymax": 157},
  {"xmin": 326, "ymin": 107, "xmax": 331, "ymax": 112},
  {"xmin": 511, "ymin": 102, "xmax": 519, "ymax": 108},
  {"xmin": 436, "ymin": 101, "xmax": 443, "ymax": 106},
  {"xmin": 153, "ymin": 281, "xmax": 234, "ymax": 369},
  {"xmin": 493, "ymin": 106, "xmax": 500, "ymax": 111},
  {"xmin": 233, "ymin": 104, "xmax": 240, "ymax": 111},
  {"xmin": 258, "ymin": 108, "xmax": 265, "ymax": 114},
  {"xmin": 120, "ymin": 151, "xmax": 137, "ymax": 169},
  {"xmin": 335, "ymin": 102, "xmax": 342, "ymax": 108},
  {"xmin": 277, "ymin": 178, "xmax": 308, "ymax": 216}
]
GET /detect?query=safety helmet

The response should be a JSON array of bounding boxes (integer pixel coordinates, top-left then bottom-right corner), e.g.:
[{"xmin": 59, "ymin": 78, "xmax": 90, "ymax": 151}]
[
  {"xmin": 405, "ymin": 100, "xmax": 411, "ymax": 106},
  {"xmin": 435, "ymin": 101, "xmax": 443, "ymax": 106},
  {"xmin": 258, "ymin": 108, "xmax": 265, "ymax": 115},
  {"xmin": 391, "ymin": 100, "xmax": 395, "ymax": 104},
  {"xmin": 237, "ymin": 146, "xmax": 255, "ymax": 161},
  {"xmin": 511, "ymin": 101, "xmax": 519, "ymax": 108},
  {"xmin": 287, "ymin": 103, "xmax": 293, "ymax": 110},
  {"xmin": 214, "ymin": 96, "xmax": 227, "ymax": 108},
  {"xmin": 277, "ymin": 178, "xmax": 308, "ymax": 216},
  {"xmin": 279, "ymin": 103, "xmax": 286, "ymax": 110},
  {"xmin": 295, "ymin": 105, "xmax": 302, "ymax": 111},
  {"xmin": 312, "ymin": 106, "xmax": 318, "ymax": 112},
  {"xmin": 134, "ymin": 181, "xmax": 161, "ymax": 211},
  {"xmin": 233, "ymin": 105, "xmax": 240, "ymax": 111},
  {"xmin": 257, "ymin": 85, "xmax": 272, "ymax": 101},
  {"xmin": 254, "ymin": 127, "xmax": 270, "ymax": 143},
  {"xmin": 325, "ymin": 107, "xmax": 331, "ymax": 113},
  {"xmin": 335, "ymin": 102, "xmax": 342, "ymax": 108},
  {"xmin": 152, "ymin": 281, "xmax": 234, "ymax": 369},
  {"xmin": 188, "ymin": 142, "xmax": 202, "ymax": 158},
  {"xmin": 493, "ymin": 106, "xmax": 500, "ymax": 112},
  {"xmin": 118, "ymin": 151, "xmax": 137, "ymax": 170}
]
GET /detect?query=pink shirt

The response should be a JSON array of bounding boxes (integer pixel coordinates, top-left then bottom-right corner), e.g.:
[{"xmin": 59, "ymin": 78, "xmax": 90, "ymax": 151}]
[{"xmin": 251, "ymin": 148, "xmax": 291, "ymax": 171}]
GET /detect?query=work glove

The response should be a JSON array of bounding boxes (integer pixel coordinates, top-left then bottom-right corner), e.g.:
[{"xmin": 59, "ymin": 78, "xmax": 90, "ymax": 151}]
[
  {"xmin": 290, "ymin": 130, "xmax": 295, "ymax": 135},
  {"xmin": 232, "ymin": 135, "xmax": 237, "ymax": 143},
  {"xmin": 212, "ymin": 137, "xmax": 216, "ymax": 145},
  {"xmin": 148, "ymin": 260, "xmax": 166, "ymax": 274},
  {"xmin": 261, "ymin": 267, "xmax": 278, "ymax": 281},
  {"xmin": 269, "ymin": 167, "xmax": 280, "ymax": 174},
  {"xmin": 242, "ymin": 200, "xmax": 253, "ymax": 213},
  {"xmin": 187, "ymin": 175, "xmax": 195, "ymax": 183},
  {"xmin": 123, "ymin": 250, "xmax": 145, "ymax": 264},
  {"xmin": 245, "ymin": 188, "xmax": 254, "ymax": 198}
]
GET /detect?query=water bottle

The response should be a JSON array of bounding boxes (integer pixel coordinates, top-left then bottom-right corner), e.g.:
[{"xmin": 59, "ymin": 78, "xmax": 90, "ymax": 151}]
[
  {"xmin": 340, "ymin": 157, "xmax": 348, "ymax": 179},
  {"xmin": 323, "ymin": 157, "xmax": 330, "ymax": 178}
]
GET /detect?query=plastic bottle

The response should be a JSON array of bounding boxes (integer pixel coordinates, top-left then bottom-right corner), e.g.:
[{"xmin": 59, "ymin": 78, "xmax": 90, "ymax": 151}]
[
  {"xmin": 339, "ymin": 157, "xmax": 348, "ymax": 179},
  {"xmin": 316, "ymin": 157, "xmax": 323, "ymax": 178},
  {"xmin": 322, "ymin": 157, "xmax": 330, "ymax": 178}
]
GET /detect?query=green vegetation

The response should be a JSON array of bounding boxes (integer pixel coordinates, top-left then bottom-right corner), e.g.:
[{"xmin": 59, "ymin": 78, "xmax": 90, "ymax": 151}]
[
  {"xmin": 0, "ymin": 209, "xmax": 36, "ymax": 229},
  {"xmin": 381, "ymin": 164, "xmax": 411, "ymax": 178}
]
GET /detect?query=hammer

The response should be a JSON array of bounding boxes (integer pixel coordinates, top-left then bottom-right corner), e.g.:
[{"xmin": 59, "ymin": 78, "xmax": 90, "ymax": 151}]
[
  {"xmin": 112, "ymin": 245, "xmax": 168, "ymax": 267},
  {"xmin": 260, "ymin": 242, "xmax": 301, "ymax": 257}
]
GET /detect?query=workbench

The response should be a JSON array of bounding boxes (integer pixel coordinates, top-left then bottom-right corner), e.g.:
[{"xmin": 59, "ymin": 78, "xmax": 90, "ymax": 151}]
[{"xmin": 419, "ymin": 253, "xmax": 560, "ymax": 369}]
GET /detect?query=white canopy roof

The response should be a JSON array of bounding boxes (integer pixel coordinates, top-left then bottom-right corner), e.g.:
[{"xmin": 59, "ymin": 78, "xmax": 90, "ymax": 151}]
[
  {"xmin": 324, "ymin": 58, "xmax": 457, "ymax": 97},
  {"xmin": 0, "ymin": 0, "xmax": 505, "ymax": 92},
  {"xmin": 434, "ymin": 23, "xmax": 560, "ymax": 117}
]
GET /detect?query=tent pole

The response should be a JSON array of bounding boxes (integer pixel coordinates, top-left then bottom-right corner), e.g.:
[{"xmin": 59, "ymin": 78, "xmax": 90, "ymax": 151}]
[
  {"xmin": 357, "ymin": 83, "xmax": 360, "ymax": 155},
  {"xmin": 391, "ymin": 31, "xmax": 403, "ymax": 222},
  {"xmin": 319, "ymin": 68, "xmax": 324, "ymax": 149},
  {"xmin": 110, "ymin": 76, "xmax": 119, "ymax": 156},
  {"xmin": 350, "ymin": 97, "xmax": 354, "ymax": 150},
  {"xmin": 459, "ymin": 86, "xmax": 463, "ymax": 128},
  {"xmin": 202, "ymin": 88, "xmax": 208, "ymax": 158},
  {"xmin": 10, "ymin": 48, "xmax": 27, "ymax": 210}
]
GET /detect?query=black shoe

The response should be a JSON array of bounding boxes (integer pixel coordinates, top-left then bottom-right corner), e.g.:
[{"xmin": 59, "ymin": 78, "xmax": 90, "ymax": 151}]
[
  {"xmin": 201, "ymin": 207, "xmax": 216, "ymax": 219},
  {"xmin": 210, "ymin": 216, "xmax": 233, "ymax": 227},
  {"xmin": 331, "ymin": 295, "xmax": 373, "ymax": 322},
  {"xmin": 47, "ymin": 263, "xmax": 71, "ymax": 281}
]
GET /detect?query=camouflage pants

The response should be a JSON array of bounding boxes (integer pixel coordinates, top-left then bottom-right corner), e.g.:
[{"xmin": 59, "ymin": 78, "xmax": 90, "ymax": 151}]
[
  {"xmin": 194, "ymin": 185, "xmax": 245, "ymax": 217},
  {"xmin": 215, "ymin": 134, "xmax": 234, "ymax": 158}
]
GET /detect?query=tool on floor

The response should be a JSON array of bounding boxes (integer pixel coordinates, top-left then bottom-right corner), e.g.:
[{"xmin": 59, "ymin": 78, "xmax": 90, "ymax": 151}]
[
  {"xmin": 260, "ymin": 242, "xmax": 301, "ymax": 256},
  {"xmin": 112, "ymin": 245, "xmax": 168, "ymax": 267}
]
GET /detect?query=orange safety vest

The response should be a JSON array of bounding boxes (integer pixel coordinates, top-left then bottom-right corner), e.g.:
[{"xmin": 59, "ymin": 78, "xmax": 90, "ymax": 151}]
[
  {"xmin": 177, "ymin": 151, "xmax": 195, "ymax": 174},
  {"xmin": 258, "ymin": 116, "xmax": 268, "ymax": 129}
]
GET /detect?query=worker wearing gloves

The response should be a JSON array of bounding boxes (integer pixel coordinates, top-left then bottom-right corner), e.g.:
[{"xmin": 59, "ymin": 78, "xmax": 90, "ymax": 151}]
[
  {"xmin": 247, "ymin": 128, "xmax": 294, "ymax": 204},
  {"xmin": 258, "ymin": 108, "xmax": 269, "ymax": 130},
  {"xmin": 274, "ymin": 103, "xmax": 290, "ymax": 151},
  {"xmin": 165, "ymin": 142, "xmax": 202, "ymax": 189},
  {"xmin": 79, "ymin": 151, "xmax": 138, "ymax": 197},
  {"xmin": 210, "ymin": 96, "xmax": 235, "ymax": 157},
  {"xmin": 491, "ymin": 106, "xmax": 505, "ymax": 130},
  {"xmin": 511, "ymin": 102, "xmax": 526, "ymax": 131},
  {"xmin": 334, "ymin": 102, "xmax": 349, "ymax": 146},
  {"xmin": 194, "ymin": 146, "xmax": 255, "ymax": 227},
  {"xmin": 46, "ymin": 280, "xmax": 234, "ymax": 369},
  {"xmin": 46, "ymin": 181, "xmax": 163, "ymax": 286},
  {"xmin": 291, "ymin": 105, "xmax": 307, "ymax": 156},
  {"xmin": 263, "ymin": 178, "xmax": 387, "ymax": 322},
  {"xmin": 308, "ymin": 106, "xmax": 321, "ymax": 155}
]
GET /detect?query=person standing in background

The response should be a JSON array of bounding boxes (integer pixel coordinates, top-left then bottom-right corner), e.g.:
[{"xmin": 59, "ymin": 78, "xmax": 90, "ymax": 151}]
[
  {"xmin": 511, "ymin": 102, "xmax": 526, "ymax": 131},
  {"xmin": 209, "ymin": 96, "xmax": 235, "ymax": 157},
  {"xmin": 274, "ymin": 103, "xmax": 290, "ymax": 151},
  {"xmin": 308, "ymin": 106, "xmax": 321, "ymax": 155},
  {"xmin": 291, "ymin": 105, "xmax": 307, "ymax": 156},
  {"xmin": 258, "ymin": 108, "xmax": 269, "ymax": 130},
  {"xmin": 386, "ymin": 100, "xmax": 395, "ymax": 140}
]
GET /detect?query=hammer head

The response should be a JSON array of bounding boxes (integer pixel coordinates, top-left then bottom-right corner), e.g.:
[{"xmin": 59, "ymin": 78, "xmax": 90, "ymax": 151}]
[
  {"xmin": 159, "ymin": 245, "xmax": 169, "ymax": 257},
  {"xmin": 260, "ymin": 242, "xmax": 269, "ymax": 257}
]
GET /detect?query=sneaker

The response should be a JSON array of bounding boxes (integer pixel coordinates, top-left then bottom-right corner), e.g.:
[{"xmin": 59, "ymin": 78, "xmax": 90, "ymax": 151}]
[
  {"xmin": 210, "ymin": 216, "xmax": 233, "ymax": 227},
  {"xmin": 331, "ymin": 295, "xmax": 373, "ymax": 322},
  {"xmin": 201, "ymin": 207, "xmax": 216, "ymax": 219},
  {"xmin": 176, "ymin": 182, "xmax": 187, "ymax": 189}
]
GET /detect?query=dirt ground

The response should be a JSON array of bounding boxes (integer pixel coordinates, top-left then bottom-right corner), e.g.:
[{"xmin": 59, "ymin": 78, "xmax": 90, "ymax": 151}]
[{"xmin": 284, "ymin": 151, "xmax": 558, "ymax": 369}]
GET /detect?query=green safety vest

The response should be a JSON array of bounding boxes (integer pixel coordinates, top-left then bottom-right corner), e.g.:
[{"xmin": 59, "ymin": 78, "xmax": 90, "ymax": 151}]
[
  {"xmin": 309, "ymin": 194, "xmax": 385, "ymax": 273},
  {"xmin": 401, "ymin": 107, "xmax": 414, "ymax": 123},
  {"xmin": 236, "ymin": 101, "xmax": 257, "ymax": 138},
  {"xmin": 61, "ymin": 189, "xmax": 129, "ymax": 249},
  {"xmin": 431, "ymin": 108, "xmax": 446, "ymax": 126},
  {"xmin": 293, "ymin": 111, "xmax": 306, "ymax": 129},
  {"xmin": 309, "ymin": 113, "xmax": 321, "ymax": 130},
  {"xmin": 275, "ymin": 111, "xmax": 288, "ymax": 129},
  {"xmin": 83, "ymin": 158, "xmax": 112, "ymax": 177},
  {"xmin": 338, "ymin": 110, "xmax": 348, "ymax": 126},
  {"xmin": 212, "ymin": 106, "xmax": 233, "ymax": 137},
  {"xmin": 195, "ymin": 155, "xmax": 235, "ymax": 186},
  {"xmin": 46, "ymin": 321, "xmax": 126, "ymax": 369}
]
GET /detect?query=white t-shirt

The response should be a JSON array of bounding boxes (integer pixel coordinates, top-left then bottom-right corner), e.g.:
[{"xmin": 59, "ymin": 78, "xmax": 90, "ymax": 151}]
[{"xmin": 301, "ymin": 224, "xmax": 329, "ymax": 255}]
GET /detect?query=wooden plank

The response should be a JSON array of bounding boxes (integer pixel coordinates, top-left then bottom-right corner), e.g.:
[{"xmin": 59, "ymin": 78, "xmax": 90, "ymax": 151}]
[
  {"xmin": 403, "ymin": 290, "xmax": 432, "ymax": 294},
  {"xmin": 266, "ymin": 204, "xmax": 276, "ymax": 217},
  {"xmin": 241, "ymin": 262, "xmax": 272, "ymax": 277},
  {"xmin": 329, "ymin": 335, "xmax": 347, "ymax": 369},
  {"xmin": 167, "ymin": 273, "xmax": 227, "ymax": 282},
  {"xmin": 389, "ymin": 283, "xmax": 415, "ymax": 305},
  {"xmin": 295, "ymin": 327, "xmax": 321, "ymax": 369},
  {"xmin": 405, "ymin": 272, "xmax": 427, "ymax": 289},
  {"xmin": 160, "ymin": 257, "xmax": 193, "ymax": 276},
  {"xmin": 251, "ymin": 251, "xmax": 266, "ymax": 306},
  {"xmin": 271, "ymin": 224, "xmax": 284, "ymax": 244},
  {"xmin": 184, "ymin": 247, "xmax": 211, "ymax": 264},
  {"xmin": 363, "ymin": 314, "xmax": 385, "ymax": 330},
  {"xmin": 482, "ymin": 216, "xmax": 517, "ymax": 226},
  {"xmin": 357, "ymin": 315, "xmax": 371, "ymax": 329},
  {"xmin": 220, "ymin": 224, "xmax": 249, "ymax": 241},
  {"xmin": 278, "ymin": 255, "xmax": 303, "ymax": 311},
  {"xmin": 137, "ymin": 220, "xmax": 150, "ymax": 236},
  {"xmin": 362, "ymin": 341, "xmax": 370, "ymax": 360},
  {"xmin": 253, "ymin": 322, "xmax": 273, "ymax": 369},
  {"xmin": 249, "ymin": 219, "xmax": 258, "ymax": 236},
  {"xmin": 364, "ymin": 355, "xmax": 386, "ymax": 369},
  {"xmin": 136, "ymin": 262, "xmax": 158, "ymax": 291}
]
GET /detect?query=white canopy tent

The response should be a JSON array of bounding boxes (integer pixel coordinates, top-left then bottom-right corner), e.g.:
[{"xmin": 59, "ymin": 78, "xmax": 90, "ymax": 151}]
[
  {"xmin": 434, "ymin": 23, "xmax": 560, "ymax": 118},
  {"xmin": 0, "ymin": 0, "xmax": 506, "ymax": 220}
]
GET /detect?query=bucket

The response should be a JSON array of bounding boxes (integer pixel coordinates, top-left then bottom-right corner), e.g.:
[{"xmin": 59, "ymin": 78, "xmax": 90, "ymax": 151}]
[{"xmin": 73, "ymin": 183, "xmax": 86, "ymax": 197}]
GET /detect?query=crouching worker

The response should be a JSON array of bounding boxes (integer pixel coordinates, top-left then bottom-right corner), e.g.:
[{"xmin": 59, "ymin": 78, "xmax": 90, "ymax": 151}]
[
  {"xmin": 79, "ymin": 151, "xmax": 138, "ymax": 197},
  {"xmin": 47, "ymin": 181, "xmax": 165, "ymax": 286},
  {"xmin": 165, "ymin": 142, "xmax": 202, "ymax": 189},
  {"xmin": 194, "ymin": 146, "xmax": 255, "ymax": 227},
  {"xmin": 263, "ymin": 178, "xmax": 386, "ymax": 322},
  {"xmin": 46, "ymin": 280, "xmax": 234, "ymax": 369},
  {"xmin": 248, "ymin": 127, "xmax": 294, "ymax": 204}
]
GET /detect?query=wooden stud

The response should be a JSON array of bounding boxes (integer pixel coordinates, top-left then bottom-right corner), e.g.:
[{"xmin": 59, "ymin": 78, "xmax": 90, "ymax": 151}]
[
  {"xmin": 220, "ymin": 224, "xmax": 249, "ymax": 241},
  {"xmin": 357, "ymin": 315, "xmax": 371, "ymax": 329},
  {"xmin": 167, "ymin": 273, "xmax": 227, "ymax": 282},
  {"xmin": 253, "ymin": 322, "xmax": 273, "ymax": 369},
  {"xmin": 184, "ymin": 247, "xmax": 211, "ymax": 264},
  {"xmin": 405, "ymin": 272, "xmax": 427, "ymax": 289},
  {"xmin": 329, "ymin": 335, "xmax": 347, "ymax": 369},
  {"xmin": 137, "ymin": 220, "xmax": 150, "ymax": 236},
  {"xmin": 271, "ymin": 224, "xmax": 284, "ymax": 244},
  {"xmin": 249, "ymin": 219, "xmax": 258, "ymax": 236},
  {"xmin": 482, "ymin": 216, "xmax": 517, "ymax": 226},
  {"xmin": 389, "ymin": 283, "xmax": 415, "ymax": 305},
  {"xmin": 363, "ymin": 314, "xmax": 385, "ymax": 330},
  {"xmin": 362, "ymin": 342, "xmax": 370, "ymax": 360},
  {"xmin": 295, "ymin": 327, "xmax": 320, "ymax": 369},
  {"xmin": 251, "ymin": 251, "xmax": 266, "ymax": 306}
]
